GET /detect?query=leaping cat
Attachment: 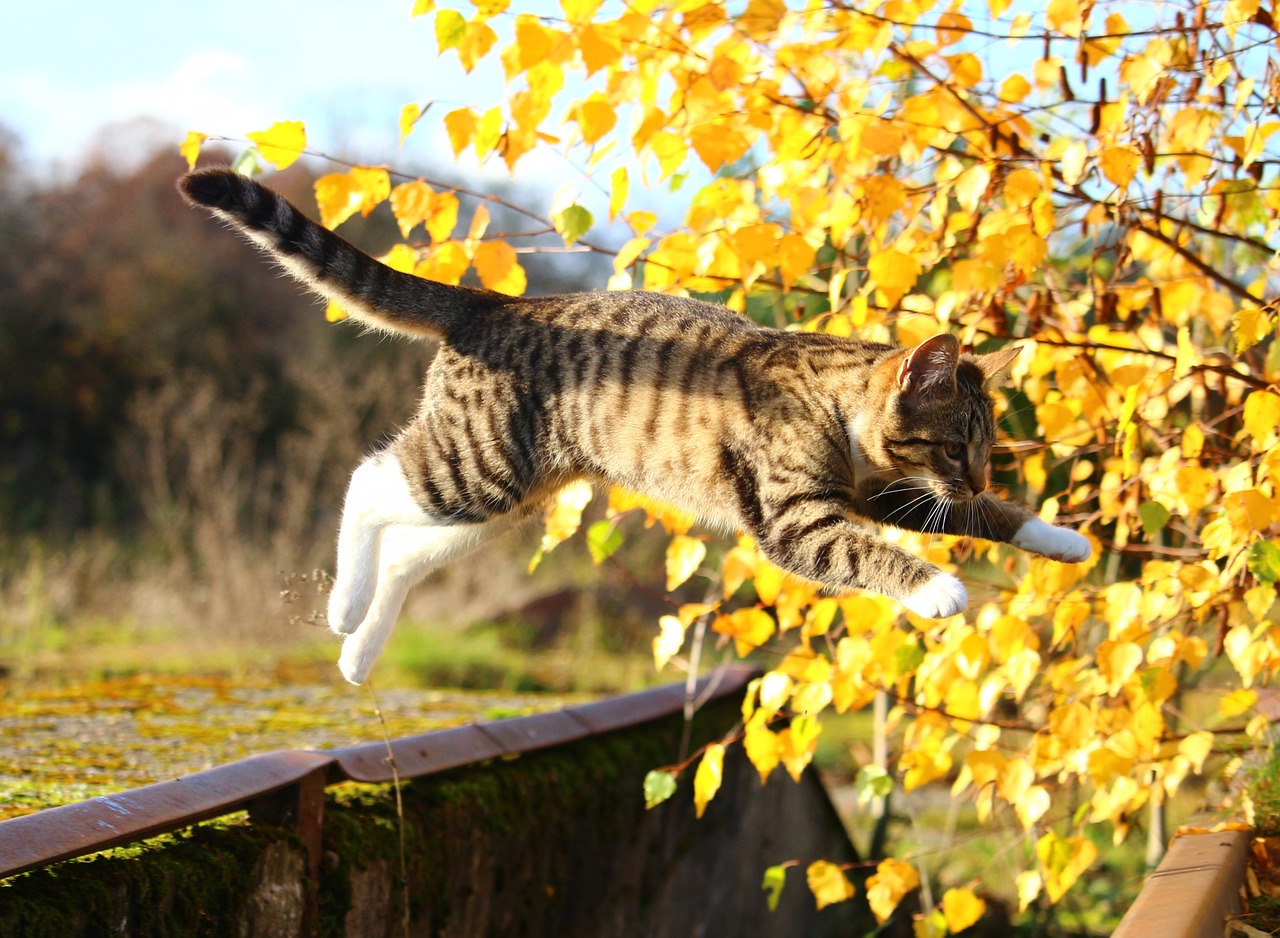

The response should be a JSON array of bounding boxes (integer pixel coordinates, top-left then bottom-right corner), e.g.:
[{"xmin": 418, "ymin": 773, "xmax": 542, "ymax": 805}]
[{"xmin": 180, "ymin": 169, "xmax": 1090, "ymax": 685}]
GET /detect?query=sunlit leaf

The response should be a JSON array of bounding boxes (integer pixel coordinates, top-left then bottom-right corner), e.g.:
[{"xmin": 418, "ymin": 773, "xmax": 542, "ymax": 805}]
[
  {"xmin": 807, "ymin": 860, "xmax": 856, "ymax": 911},
  {"xmin": 693, "ymin": 743, "xmax": 724, "ymax": 818},
  {"xmin": 180, "ymin": 131, "xmax": 207, "ymax": 170},
  {"xmin": 247, "ymin": 120, "xmax": 306, "ymax": 170}
]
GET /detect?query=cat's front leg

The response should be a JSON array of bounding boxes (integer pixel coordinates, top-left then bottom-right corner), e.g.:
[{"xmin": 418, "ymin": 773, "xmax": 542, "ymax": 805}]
[
  {"xmin": 752, "ymin": 506, "xmax": 968, "ymax": 618},
  {"xmin": 853, "ymin": 481, "xmax": 1091, "ymax": 564},
  {"xmin": 1009, "ymin": 516, "xmax": 1091, "ymax": 562}
]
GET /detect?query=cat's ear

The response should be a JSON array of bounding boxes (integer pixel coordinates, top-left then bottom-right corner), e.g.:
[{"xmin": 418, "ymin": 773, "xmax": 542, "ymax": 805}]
[
  {"xmin": 897, "ymin": 333, "xmax": 960, "ymax": 398},
  {"xmin": 970, "ymin": 344, "xmax": 1022, "ymax": 385}
]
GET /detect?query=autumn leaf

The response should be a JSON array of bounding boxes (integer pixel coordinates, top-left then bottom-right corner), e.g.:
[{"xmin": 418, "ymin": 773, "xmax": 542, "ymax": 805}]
[
  {"xmin": 652, "ymin": 615, "xmax": 686, "ymax": 670},
  {"xmin": 398, "ymin": 103, "xmax": 423, "ymax": 146},
  {"xmin": 1036, "ymin": 832, "xmax": 1097, "ymax": 903},
  {"xmin": 806, "ymin": 860, "xmax": 856, "ymax": 910},
  {"xmin": 942, "ymin": 887, "xmax": 987, "ymax": 933},
  {"xmin": 473, "ymin": 241, "xmax": 527, "ymax": 296},
  {"xmin": 180, "ymin": 131, "xmax": 206, "ymax": 170},
  {"xmin": 866, "ymin": 857, "xmax": 920, "ymax": 923},
  {"xmin": 665, "ymin": 535, "xmax": 706, "ymax": 591},
  {"xmin": 693, "ymin": 743, "xmax": 725, "ymax": 818},
  {"xmin": 247, "ymin": 120, "xmax": 306, "ymax": 170}
]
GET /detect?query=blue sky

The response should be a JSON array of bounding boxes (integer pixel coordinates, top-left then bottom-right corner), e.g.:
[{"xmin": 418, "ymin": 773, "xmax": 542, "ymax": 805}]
[{"xmin": 1, "ymin": 0, "xmax": 515, "ymax": 176}]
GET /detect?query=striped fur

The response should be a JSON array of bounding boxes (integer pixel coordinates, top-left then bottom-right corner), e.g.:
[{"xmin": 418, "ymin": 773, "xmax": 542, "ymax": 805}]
[{"xmin": 179, "ymin": 169, "xmax": 1090, "ymax": 684}]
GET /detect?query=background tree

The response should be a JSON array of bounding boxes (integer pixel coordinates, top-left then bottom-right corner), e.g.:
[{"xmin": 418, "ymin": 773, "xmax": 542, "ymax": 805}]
[{"xmin": 188, "ymin": 0, "xmax": 1280, "ymax": 928}]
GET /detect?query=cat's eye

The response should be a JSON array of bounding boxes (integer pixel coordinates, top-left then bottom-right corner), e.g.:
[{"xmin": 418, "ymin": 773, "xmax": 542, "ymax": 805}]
[{"xmin": 943, "ymin": 442, "xmax": 965, "ymax": 460}]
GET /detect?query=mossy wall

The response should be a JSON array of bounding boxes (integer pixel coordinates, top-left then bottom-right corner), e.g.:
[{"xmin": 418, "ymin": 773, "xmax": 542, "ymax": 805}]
[{"xmin": 1, "ymin": 699, "xmax": 870, "ymax": 937}]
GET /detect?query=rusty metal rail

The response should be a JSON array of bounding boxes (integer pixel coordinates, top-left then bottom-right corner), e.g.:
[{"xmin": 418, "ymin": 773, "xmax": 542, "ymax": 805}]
[{"xmin": 0, "ymin": 666, "xmax": 755, "ymax": 881}]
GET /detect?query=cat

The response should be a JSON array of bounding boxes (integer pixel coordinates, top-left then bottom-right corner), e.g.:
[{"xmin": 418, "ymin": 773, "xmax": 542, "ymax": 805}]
[{"xmin": 179, "ymin": 168, "xmax": 1091, "ymax": 685}]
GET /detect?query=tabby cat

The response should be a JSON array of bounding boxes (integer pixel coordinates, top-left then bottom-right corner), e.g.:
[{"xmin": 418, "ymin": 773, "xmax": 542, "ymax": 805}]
[{"xmin": 179, "ymin": 168, "xmax": 1090, "ymax": 685}]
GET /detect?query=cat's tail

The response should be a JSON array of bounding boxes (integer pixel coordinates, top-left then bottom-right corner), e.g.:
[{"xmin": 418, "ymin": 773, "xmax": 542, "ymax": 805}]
[{"xmin": 179, "ymin": 168, "xmax": 489, "ymax": 341}]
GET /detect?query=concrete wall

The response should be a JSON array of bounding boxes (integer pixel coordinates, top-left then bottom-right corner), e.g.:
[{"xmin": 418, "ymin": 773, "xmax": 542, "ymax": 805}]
[{"xmin": 2, "ymin": 700, "xmax": 870, "ymax": 936}]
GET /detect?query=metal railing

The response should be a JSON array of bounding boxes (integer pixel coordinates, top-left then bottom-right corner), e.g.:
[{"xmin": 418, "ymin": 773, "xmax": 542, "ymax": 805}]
[{"xmin": 0, "ymin": 666, "xmax": 755, "ymax": 881}]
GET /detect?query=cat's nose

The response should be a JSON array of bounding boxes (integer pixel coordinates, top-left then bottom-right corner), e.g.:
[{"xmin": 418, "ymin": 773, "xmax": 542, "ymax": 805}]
[{"xmin": 969, "ymin": 466, "xmax": 988, "ymax": 494}]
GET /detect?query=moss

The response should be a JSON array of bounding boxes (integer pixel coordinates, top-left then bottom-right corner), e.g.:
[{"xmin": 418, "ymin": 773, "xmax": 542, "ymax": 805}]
[
  {"xmin": 1, "ymin": 820, "xmax": 304, "ymax": 936},
  {"xmin": 5, "ymin": 694, "xmax": 743, "ymax": 936}
]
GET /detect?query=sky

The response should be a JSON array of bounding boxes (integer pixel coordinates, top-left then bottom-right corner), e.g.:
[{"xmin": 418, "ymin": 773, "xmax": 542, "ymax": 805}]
[{"xmin": 1, "ymin": 0, "xmax": 518, "ymax": 178}]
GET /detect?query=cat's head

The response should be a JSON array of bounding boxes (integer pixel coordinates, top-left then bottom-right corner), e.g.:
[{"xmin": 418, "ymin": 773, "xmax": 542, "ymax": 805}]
[{"xmin": 858, "ymin": 334, "xmax": 1020, "ymax": 501}]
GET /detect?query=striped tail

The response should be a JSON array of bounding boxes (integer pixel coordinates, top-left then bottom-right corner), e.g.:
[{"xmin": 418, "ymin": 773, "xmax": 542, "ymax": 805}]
[{"xmin": 178, "ymin": 168, "xmax": 489, "ymax": 341}]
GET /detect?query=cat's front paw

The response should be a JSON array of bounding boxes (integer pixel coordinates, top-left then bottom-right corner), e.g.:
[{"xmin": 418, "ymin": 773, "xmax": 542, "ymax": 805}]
[
  {"xmin": 1012, "ymin": 519, "xmax": 1092, "ymax": 563},
  {"xmin": 901, "ymin": 573, "xmax": 968, "ymax": 619}
]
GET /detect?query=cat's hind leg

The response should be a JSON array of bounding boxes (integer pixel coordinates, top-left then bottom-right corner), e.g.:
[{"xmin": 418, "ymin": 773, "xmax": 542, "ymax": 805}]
[
  {"xmin": 328, "ymin": 450, "xmax": 434, "ymax": 636},
  {"xmin": 337, "ymin": 513, "xmax": 528, "ymax": 685}
]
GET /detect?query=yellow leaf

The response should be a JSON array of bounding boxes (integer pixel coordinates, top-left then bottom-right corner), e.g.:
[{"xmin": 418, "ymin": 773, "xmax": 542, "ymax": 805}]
[
  {"xmin": 1017, "ymin": 871, "xmax": 1042, "ymax": 911},
  {"xmin": 609, "ymin": 166, "xmax": 628, "ymax": 221},
  {"xmin": 807, "ymin": 860, "xmax": 856, "ymax": 911},
  {"xmin": 900, "ymin": 745, "xmax": 952, "ymax": 792},
  {"xmin": 457, "ymin": 20, "xmax": 498, "ymax": 72},
  {"xmin": 942, "ymin": 887, "xmax": 986, "ymax": 933},
  {"xmin": 1097, "ymin": 640, "xmax": 1144, "ymax": 695},
  {"xmin": 778, "ymin": 715, "xmax": 821, "ymax": 780},
  {"xmin": 380, "ymin": 244, "xmax": 417, "ymax": 274},
  {"xmin": 444, "ymin": 108, "xmax": 477, "ymax": 158},
  {"xmin": 390, "ymin": 180, "xmax": 432, "ymax": 239},
  {"xmin": 536, "ymin": 481, "xmax": 593, "ymax": 558},
  {"xmin": 777, "ymin": 234, "xmax": 817, "ymax": 291},
  {"xmin": 180, "ymin": 130, "xmax": 207, "ymax": 170},
  {"xmin": 1046, "ymin": 0, "xmax": 1083, "ymax": 36},
  {"xmin": 1220, "ymin": 688, "xmax": 1258, "ymax": 719},
  {"xmin": 1245, "ymin": 391, "xmax": 1280, "ymax": 449},
  {"xmin": 690, "ymin": 122, "xmax": 751, "ymax": 173},
  {"xmin": 1100, "ymin": 146, "xmax": 1140, "ymax": 188},
  {"xmin": 1000, "ymin": 73, "xmax": 1031, "ymax": 103},
  {"xmin": 415, "ymin": 242, "xmax": 470, "ymax": 285},
  {"xmin": 426, "ymin": 192, "xmax": 459, "ymax": 244},
  {"xmin": 867, "ymin": 249, "xmax": 922, "ymax": 307},
  {"xmin": 713, "ymin": 607, "xmax": 776, "ymax": 657},
  {"xmin": 653, "ymin": 615, "xmax": 687, "ymax": 670},
  {"xmin": 349, "ymin": 167, "xmax": 390, "ymax": 217},
  {"xmin": 693, "ymin": 743, "xmax": 724, "ymax": 818},
  {"xmin": 1036, "ymin": 832, "xmax": 1097, "ymax": 903},
  {"xmin": 1225, "ymin": 489, "xmax": 1278, "ymax": 532},
  {"xmin": 1059, "ymin": 140, "xmax": 1089, "ymax": 186},
  {"xmin": 648, "ymin": 131, "xmax": 688, "ymax": 179},
  {"xmin": 398, "ymin": 103, "xmax": 423, "ymax": 146},
  {"xmin": 1016, "ymin": 785, "xmax": 1052, "ymax": 829},
  {"xmin": 665, "ymin": 535, "xmax": 706, "ymax": 590},
  {"xmin": 866, "ymin": 858, "xmax": 920, "ymax": 923},
  {"xmin": 314, "ymin": 173, "xmax": 361, "ymax": 230},
  {"xmin": 576, "ymin": 94, "xmax": 616, "ymax": 145},
  {"xmin": 468, "ymin": 203, "xmax": 491, "ymax": 242},
  {"xmin": 247, "ymin": 120, "xmax": 306, "ymax": 170},
  {"xmin": 607, "ymin": 486, "xmax": 694, "ymax": 534},
  {"xmin": 743, "ymin": 712, "xmax": 781, "ymax": 782},
  {"xmin": 411, "ymin": 0, "xmax": 435, "ymax": 13},
  {"xmin": 945, "ymin": 52, "xmax": 982, "ymax": 87},
  {"xmin": 473, "ymin": 241, "xmax": 526, "ymax": 296},
  {"xmin": 562, "ymin": 0, "xmax": 602, "ymax": 24},
  {"xmin": 324, "ymin": 300, "xmax": 348, "ymax": 323}
]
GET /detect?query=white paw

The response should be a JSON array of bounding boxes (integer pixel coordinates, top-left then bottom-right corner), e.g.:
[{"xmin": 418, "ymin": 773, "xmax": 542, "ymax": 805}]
[
  {"xmin": 338, "ymin": 635, "xmax": 375, "ymax": 685},
  {"xmin": 901, "ymin": 573, "xmax": 968, "ymax": 618},
  {"xmin": 1013, "ymin": 519, "xmax": 1092, "ymax": 563},
  {"xmin": 328, "ymin": 584, "xmax": 373, "ymax": 635}
]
